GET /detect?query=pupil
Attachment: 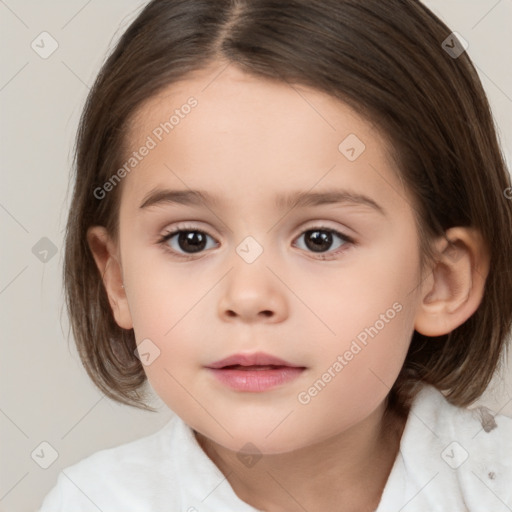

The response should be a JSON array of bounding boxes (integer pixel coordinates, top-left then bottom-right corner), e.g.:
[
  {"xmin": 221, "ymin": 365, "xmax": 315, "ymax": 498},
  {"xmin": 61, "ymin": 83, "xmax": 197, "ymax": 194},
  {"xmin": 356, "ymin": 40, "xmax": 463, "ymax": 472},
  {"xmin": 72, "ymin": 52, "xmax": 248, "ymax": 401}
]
[
  {"xmin": 179, "ymin": 231, "xmax": 206, "ymax": 253},
  {"xmin": 305, "ymin": 230, "xmax": 332, "ymax": 252}
]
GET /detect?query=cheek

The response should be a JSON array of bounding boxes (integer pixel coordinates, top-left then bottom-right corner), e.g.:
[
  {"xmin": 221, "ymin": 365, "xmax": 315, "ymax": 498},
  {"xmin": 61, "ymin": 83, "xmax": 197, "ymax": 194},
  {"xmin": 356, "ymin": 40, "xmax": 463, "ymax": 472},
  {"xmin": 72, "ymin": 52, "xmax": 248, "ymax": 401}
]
[
  {"xmin": 295, "ymin": 234, "xmax": 421, "ymax": 407},
  {"xmin": 126, "ymin": 280, "xmax": 202, "ymax": 415},
  {"xmin": 121, "ymin": 247, "xmax": 215, "ymax": 404},
  {"xmin": 301, "ymin": 232, "xmax": 419, "ymax": 345},
  {"xmin": 123, "ymin": 241, "xmax": 203, "ymax": 335},
  {"xmin": 291, "ymin": 294, "xmax": 416, "ymax": 443}
]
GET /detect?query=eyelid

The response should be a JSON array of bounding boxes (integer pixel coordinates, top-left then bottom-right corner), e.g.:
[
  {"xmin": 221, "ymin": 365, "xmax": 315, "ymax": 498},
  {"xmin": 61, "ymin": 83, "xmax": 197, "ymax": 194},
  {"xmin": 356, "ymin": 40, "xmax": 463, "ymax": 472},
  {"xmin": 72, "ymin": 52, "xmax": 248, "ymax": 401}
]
[
  {"xmin": 159, "ymin": 221, "xmax": 218, "ymax": 241},
  {"xmin": 159, "ymin": 218, "xmax": 356, "ymax": 234},
  {"xmin": 297, "ymin": 219, "xmax": 355, "ymax": 237}
]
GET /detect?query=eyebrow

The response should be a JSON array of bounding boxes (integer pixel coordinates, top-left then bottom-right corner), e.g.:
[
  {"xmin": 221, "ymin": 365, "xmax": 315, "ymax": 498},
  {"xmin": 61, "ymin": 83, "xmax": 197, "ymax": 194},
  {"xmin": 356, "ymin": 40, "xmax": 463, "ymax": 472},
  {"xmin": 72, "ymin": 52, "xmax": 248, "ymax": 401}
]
[{"xmin": 139, "ymin": 188, "xmax": 386, "ymax": 215}]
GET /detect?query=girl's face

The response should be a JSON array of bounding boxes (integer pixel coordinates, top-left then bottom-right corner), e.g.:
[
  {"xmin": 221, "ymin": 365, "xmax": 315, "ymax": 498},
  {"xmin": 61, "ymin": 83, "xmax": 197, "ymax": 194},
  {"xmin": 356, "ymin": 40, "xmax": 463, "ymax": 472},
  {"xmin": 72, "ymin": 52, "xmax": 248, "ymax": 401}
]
[{"xmin": 115, "ymin": 64, "xmax": 426, "ymax": 454}]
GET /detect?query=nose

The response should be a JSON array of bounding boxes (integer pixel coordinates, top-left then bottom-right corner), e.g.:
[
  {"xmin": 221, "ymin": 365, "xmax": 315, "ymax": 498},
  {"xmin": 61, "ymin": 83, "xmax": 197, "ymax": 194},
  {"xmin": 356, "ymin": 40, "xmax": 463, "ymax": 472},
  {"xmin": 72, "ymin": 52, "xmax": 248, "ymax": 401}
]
[{"xmin": 217, "ymin": 257, "xmax": 289, "ymax": 324}]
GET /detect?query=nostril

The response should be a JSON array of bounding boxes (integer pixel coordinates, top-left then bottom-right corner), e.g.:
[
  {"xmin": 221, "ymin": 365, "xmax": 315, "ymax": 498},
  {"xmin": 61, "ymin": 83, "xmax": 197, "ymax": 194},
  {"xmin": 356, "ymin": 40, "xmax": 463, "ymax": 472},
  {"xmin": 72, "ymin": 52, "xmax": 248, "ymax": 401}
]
[{"xmin": 223, "ymin": 309, "xmax": 273, "ymax": 318}]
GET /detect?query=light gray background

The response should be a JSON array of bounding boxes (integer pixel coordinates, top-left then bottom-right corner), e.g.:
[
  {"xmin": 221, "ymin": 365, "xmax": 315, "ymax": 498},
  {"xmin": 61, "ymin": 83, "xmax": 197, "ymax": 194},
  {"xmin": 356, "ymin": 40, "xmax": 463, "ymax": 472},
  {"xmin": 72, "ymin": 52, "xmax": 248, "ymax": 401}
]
[{"xmin": 1, "ymin": 1, "xmax": 511, "ymax": 511}]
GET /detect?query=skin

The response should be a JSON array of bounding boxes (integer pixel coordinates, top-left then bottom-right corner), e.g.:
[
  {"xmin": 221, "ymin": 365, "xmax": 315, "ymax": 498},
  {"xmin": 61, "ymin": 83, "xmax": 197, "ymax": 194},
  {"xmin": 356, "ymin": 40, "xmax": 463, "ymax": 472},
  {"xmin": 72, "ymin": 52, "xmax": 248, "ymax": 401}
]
[{"xmin": 88, "ymin": 62, "xmax": 489, "ymax": 511}]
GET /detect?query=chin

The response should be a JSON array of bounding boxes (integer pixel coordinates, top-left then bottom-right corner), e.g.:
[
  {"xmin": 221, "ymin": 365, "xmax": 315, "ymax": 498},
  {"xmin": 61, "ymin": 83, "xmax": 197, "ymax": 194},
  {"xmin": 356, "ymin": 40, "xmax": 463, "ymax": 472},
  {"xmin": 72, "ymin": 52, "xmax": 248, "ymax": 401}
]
[{"xmin": 195, "ymin": 422, "xmax": 312, "ymax": 456}]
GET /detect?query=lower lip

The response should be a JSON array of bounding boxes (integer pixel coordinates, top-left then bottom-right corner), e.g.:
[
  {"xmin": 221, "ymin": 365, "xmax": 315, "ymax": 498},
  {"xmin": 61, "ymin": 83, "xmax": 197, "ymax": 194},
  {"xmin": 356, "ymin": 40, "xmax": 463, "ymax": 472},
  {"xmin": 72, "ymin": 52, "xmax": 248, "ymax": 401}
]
[{"xmin": 207, "ymin": 366, "xmax": 305, "ymax": 392}]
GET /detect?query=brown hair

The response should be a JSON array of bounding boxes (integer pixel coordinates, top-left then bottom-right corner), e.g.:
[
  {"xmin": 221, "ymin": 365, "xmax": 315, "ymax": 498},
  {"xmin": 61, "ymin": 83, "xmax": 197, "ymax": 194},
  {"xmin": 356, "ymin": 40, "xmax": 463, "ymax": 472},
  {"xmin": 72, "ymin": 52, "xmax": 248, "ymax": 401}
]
[{"xmin": 64, "ymin": 0, "xmax": 512, "ymax": 412}]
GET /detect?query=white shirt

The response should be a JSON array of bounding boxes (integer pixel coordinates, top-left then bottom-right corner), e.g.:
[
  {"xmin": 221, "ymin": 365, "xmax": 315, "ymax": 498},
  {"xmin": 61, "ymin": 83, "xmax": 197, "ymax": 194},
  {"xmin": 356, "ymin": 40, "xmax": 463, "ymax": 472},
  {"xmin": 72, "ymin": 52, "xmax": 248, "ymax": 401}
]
[{"xmin": 38, "ymin": 384, "xmax": 512, "ymax": 512}]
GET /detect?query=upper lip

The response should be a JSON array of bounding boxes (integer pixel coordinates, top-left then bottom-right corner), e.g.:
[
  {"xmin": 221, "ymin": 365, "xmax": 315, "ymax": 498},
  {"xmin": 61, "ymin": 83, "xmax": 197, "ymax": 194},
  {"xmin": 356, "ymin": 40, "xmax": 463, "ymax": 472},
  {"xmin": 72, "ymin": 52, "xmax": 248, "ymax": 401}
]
[{"xmin": 206, "ymin": 352, "xmax": 303, "ymax": 369}]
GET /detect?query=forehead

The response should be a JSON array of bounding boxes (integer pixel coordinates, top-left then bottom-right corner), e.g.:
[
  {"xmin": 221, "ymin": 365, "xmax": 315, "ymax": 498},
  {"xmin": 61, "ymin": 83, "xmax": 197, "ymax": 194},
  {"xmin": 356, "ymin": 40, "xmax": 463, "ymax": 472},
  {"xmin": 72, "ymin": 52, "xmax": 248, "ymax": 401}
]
[{"xmin": 120, "ymin": 63, "xmax": 406, "ymax": 212}]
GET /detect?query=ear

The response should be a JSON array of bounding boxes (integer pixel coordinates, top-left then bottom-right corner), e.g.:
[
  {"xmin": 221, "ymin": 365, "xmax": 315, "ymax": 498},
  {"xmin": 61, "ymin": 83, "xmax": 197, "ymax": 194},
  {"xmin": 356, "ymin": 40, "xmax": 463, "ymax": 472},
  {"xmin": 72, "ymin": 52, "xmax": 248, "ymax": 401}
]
[
  {"xmin": 414, "ymin": 227, "xmax": 490, "ymax": 336},
  {"xmin": 87, "ymin": 226, "xmax": 133, "ymax": 330}
]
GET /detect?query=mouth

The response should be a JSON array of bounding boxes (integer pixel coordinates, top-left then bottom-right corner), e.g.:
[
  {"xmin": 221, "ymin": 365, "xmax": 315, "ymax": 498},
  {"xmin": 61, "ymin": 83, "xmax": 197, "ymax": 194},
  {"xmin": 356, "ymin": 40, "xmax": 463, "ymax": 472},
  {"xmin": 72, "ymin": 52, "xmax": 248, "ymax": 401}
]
[
  {"xmin": 206, "ymin": 351, "xmax": 303, "ymax": 369},
  {"xmin": 205, "ymin": 353, "xmax": 306, "ymax": 392},
  {"xmin": 219, "ymin": 364, "xmax": 293, "ymax": 371}
]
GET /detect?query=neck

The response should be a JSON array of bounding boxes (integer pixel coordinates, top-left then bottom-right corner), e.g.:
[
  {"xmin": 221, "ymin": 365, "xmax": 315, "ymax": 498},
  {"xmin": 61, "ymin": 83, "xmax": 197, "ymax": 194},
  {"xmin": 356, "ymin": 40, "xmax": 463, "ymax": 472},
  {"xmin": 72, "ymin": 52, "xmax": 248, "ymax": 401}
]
[{"xmin": 194, "ymin": 401, "xmax": 406, "ymax": 512}]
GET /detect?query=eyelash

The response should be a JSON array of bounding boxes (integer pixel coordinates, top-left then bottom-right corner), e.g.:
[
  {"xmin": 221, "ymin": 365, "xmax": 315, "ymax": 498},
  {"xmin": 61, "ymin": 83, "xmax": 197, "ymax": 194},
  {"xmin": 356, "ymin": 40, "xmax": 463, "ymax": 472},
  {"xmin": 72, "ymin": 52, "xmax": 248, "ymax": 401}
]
[{"xmin": 157, "ymin": 223, "xmax": 355, "ymax": 261}]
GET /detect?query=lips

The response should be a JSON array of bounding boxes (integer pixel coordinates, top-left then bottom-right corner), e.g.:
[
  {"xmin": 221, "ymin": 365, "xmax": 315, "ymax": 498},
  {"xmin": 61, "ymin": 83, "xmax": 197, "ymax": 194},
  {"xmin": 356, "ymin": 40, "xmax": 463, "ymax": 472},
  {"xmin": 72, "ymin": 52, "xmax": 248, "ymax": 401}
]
[
  {"xmin": 206, "ymin": 352, "xmax": 303, "ymax": 369},
  {"xmin": 206, "ymin": 352, "xmax": 306, "ymax": 392}
]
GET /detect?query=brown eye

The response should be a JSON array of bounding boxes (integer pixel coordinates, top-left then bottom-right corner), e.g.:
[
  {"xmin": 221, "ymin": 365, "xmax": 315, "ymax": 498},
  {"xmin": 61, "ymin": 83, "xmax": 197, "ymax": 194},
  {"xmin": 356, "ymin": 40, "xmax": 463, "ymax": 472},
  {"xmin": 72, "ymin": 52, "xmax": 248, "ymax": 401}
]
[
  {"xmin": 294, "ymin": 228, "xmax": 352, "ymax": 255},
  {"xmin": 160, "ymin": 229, "xmax": 217, "ymax": 255},
  {"xmin": 176, "ymin": 231, "xmax": 208, "ymax": 253}
]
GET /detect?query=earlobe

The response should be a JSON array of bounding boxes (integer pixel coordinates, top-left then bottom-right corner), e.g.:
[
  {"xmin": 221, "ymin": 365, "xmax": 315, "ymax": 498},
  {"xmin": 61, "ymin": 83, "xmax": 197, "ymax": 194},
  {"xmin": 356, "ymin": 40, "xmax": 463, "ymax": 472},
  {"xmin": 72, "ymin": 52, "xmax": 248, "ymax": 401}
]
[
  {"xmin": 414, "ymin": 227, "xmax": 490, "ymax": 337},
  {"xmin": 87, "ymin": 226, "xmax": 133, "ymax": 330}
]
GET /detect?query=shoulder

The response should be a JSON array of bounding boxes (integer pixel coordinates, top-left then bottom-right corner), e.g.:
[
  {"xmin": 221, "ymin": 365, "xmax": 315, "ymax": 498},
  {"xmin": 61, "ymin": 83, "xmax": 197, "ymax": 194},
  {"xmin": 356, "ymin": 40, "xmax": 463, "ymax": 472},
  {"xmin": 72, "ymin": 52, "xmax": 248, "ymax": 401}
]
[
  {"xmin": 411, "ymin": 384, "xmax": 512, "ymax": 464},
  {"xmin": 378, "ymin": 384, "xmax": 512, "ymax": 512},
  {"xmin": 38, "ymin": 413, "xmax": 259, "ymax": 512},
  {"xmin": 37, "ymin": 416, "xmax": 182, "ymax": 512}
]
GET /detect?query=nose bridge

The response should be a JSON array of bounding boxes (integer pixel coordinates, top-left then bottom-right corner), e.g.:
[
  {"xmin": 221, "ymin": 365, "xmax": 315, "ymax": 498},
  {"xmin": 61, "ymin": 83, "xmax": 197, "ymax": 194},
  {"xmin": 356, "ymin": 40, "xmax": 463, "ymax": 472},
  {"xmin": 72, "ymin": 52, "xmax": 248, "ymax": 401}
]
[
  {"xmin": 229, "ymin": 206, "xmax": 275, "ymax": 269},
  {"xmin": 217, "ymin": 233, "xmax": 288, "ymax": 322}
]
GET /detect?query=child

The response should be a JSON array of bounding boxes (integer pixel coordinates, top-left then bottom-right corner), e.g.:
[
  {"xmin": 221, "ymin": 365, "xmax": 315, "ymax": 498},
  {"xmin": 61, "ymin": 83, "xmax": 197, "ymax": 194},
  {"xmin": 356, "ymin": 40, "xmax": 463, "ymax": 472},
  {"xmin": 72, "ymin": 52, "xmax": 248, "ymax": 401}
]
[{"xmin": 39, "ymin": 0, "xmax": 512, "ymax": 510}]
